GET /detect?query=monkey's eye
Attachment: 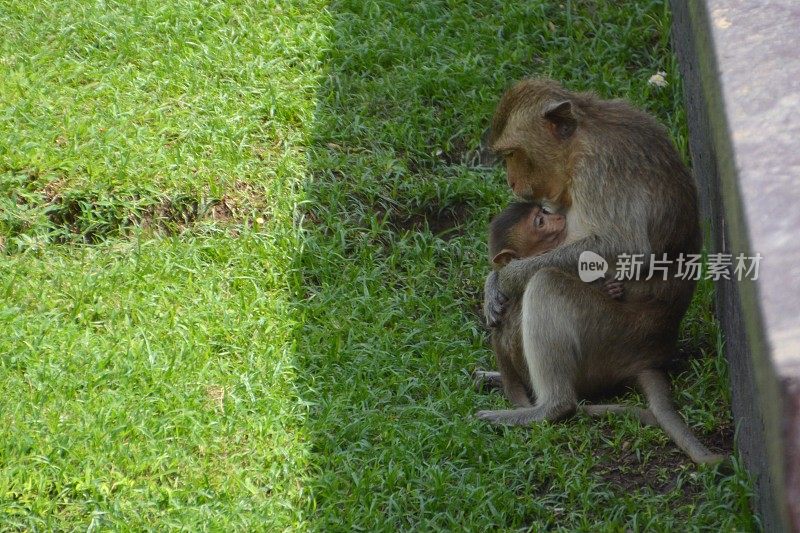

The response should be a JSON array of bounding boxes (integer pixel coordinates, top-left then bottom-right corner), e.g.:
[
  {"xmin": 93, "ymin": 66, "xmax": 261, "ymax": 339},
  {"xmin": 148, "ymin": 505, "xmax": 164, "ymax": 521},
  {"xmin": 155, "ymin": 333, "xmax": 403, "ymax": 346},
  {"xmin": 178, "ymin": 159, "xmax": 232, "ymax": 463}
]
[
  {"xmin": 534, "ymin": 215, "xmax": 544, "ymax": 228},
  {"xmin": 541, "ymin": 206, "xmax": 553, "ymax": 215}
]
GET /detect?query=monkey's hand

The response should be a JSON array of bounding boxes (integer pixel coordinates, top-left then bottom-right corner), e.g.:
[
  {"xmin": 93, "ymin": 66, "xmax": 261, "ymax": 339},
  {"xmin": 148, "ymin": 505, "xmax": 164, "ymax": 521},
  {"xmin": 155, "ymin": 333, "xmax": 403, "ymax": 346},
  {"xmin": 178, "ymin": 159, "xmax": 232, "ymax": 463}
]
[
  {"xmin": 603, "ymin": 278, "xmax": 623, "ymax": 300},
  {"xmin": 483, "ymin": 271, "xmax": 508, "ymax": 328}
]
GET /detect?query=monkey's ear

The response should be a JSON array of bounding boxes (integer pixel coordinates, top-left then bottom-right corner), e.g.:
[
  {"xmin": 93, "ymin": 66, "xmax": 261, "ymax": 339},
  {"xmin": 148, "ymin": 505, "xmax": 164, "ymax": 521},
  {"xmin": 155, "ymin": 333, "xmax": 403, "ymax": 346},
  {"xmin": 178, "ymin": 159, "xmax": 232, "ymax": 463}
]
[
  {"xmin": 543, "ymin": 100, "xmax": 577, "ymax": 140},
  {"xmin": 491, "ymin": 249, "xmax": 519, "ymax": 268}
]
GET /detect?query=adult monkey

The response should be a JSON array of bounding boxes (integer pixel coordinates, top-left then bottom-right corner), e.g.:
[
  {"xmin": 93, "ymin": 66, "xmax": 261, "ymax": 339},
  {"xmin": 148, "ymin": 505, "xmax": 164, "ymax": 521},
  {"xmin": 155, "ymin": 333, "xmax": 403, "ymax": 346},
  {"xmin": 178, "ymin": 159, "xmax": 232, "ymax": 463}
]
[
  {"xmin": 479, "ymin": 200, "xmax": 723, "ymax": 464},
  {"xmin": 480, "ymin": 79, "xmax": 702, "ymax": 428}
]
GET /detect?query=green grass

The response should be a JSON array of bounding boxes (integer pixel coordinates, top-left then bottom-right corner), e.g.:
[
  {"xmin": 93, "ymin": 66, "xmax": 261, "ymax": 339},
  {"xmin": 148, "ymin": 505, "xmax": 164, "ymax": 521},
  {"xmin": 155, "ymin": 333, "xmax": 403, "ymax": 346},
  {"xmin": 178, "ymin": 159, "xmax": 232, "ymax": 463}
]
[{"xmin": 0, "ymin": 0, "xmax": 757, "ymax": 530}]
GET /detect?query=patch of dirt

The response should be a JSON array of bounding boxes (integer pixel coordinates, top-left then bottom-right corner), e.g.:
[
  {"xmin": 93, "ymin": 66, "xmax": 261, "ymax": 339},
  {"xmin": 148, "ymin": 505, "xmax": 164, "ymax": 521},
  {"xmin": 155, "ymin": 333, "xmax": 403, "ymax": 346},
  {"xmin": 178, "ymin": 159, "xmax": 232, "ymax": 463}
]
[
  {"xmin": 296, "ymin": 187, "xmax": 472, "ymax": 241},
  {"xmin": 703, "ymin": 424, "xmax": 735, "ymax": 455},
  {"xmin": 378, "ymin": 200, "xmax": 471, "ymax": 240},
  {"xmin": 45, "ymin": 192, "xmax": 132, "ymax": 243},
  {"xmin": 10, "ymin": 177, "xmax": 269, "ymax": 246},
  {"xmin": 205, "ymin": 385, "xmax": 225, "ymax": 412},
  {"xmin": 44, "ymin": 193, "xmax": 213, "ymax": 243},
  {"xmin": 41, "ymin": 177, "xmax": 68, "ymax": 203},
  {"xmin": 593, "ymin": 442, "xmax": 697, "ymax": 497},
  {"xmin": 403, "ymin": 130, "xmax": 497, "ymax": 175},
  {"xmin": 137, "ymin": 195, "xmax": 201, "ymax": 231},
  {"xmin": 436, "ymin": 133, "xmax": 497, "ymax": 168},
  {"xmin": 208, "ymin": 196, "xmax": 234, "ymax": 222},
  {"xmin": 137, "ymin": 191, "xmax": 270, "ymax": 233},
  {"xmin": 591, "ymin": 423, "xmax": 734, "ymax": 504},
  {"xmin": 658, "ymin": 335, "xmax": 719, "ymax": 375}
]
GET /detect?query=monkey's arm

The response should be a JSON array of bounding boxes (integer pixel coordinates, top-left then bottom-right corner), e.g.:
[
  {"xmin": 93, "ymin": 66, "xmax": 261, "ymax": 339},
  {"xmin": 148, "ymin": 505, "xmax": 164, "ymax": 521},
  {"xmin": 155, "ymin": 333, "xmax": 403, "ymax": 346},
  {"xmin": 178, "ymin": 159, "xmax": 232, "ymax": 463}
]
[
  {"xmin": 500, "ymin": 233, "xmax": 634, "ymax": 294},
  {"xmin": 485, "ymin": 234, "xmax": 633, "ymax": 326}
]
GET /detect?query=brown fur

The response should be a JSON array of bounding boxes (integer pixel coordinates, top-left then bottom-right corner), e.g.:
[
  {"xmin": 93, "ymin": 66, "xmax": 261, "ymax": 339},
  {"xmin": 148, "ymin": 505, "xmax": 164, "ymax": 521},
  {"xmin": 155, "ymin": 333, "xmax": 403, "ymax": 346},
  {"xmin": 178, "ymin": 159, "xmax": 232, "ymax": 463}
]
[
  {"xmin": 480, "ymin": 203, "xmax": 658, "ymax": 426},
  {"xmin": 488, "ymin": 202, "xmax": 566, "ymax": 267},
  {"xmin": 479, "ymin": 79, "xmax": 722, "ymax": 464},
  {"xmin": 486, "ymin": 202, "xmax": 565, "ymax": 407}
]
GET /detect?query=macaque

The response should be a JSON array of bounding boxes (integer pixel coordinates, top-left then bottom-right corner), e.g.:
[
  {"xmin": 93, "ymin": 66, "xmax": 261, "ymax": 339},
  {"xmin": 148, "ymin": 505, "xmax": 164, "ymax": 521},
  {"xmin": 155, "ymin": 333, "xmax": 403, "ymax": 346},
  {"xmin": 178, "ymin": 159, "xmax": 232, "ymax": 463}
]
[
  {"xmin": 480, "ymin": 202, "xmax": 618, "ymax": 403},
  {"xmin": 477, "ymin": 202, "xmax": 655, "ymax": 429},
  {"xmin": 478, "ymin": 79, "xmax": 722, "ymax": 464}
]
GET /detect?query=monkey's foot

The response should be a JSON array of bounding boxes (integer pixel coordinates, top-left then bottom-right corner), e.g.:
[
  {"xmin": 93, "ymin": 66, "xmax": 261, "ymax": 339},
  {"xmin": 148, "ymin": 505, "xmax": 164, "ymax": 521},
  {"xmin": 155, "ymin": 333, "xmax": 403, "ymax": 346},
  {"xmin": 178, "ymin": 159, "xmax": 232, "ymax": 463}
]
[
  {"xmin": 581, "ymin": 404, "xmax": 657, "ymax": 426},
  {"xmin": 472, "ymin": 370, "xmax": 503, "ymax": 391},
  {"xmin": 476, "ymin": 404, "xmax": 573, "ymax": 426}
]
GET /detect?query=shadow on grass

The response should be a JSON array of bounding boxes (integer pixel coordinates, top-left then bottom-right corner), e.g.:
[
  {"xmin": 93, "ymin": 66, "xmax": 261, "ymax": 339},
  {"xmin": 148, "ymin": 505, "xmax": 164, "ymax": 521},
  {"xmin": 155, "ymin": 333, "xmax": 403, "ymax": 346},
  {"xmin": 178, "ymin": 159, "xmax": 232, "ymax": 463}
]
[{"xmin": 291, "ymin": 0, "xmax": 754, "ymax": 530}]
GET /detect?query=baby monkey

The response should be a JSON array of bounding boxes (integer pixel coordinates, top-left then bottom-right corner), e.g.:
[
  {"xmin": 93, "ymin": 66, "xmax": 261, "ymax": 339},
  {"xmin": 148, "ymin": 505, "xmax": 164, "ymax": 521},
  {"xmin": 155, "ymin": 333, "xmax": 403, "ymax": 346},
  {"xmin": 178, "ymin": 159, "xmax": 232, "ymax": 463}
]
[
  {"xmin": 479, "ymin": 202, "xmax": 631, "ymax": 412},
  {"xmin": 476, "ymin": 202, "xmax": 723, "ymax": 464}
]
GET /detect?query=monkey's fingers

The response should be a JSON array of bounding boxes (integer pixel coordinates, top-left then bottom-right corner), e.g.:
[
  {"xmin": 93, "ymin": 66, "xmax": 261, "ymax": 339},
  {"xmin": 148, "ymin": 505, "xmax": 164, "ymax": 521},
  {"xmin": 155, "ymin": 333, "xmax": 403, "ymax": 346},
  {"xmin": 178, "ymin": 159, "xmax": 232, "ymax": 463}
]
[
  {"xmin": 603, "ymin": 280, "xmax": 624, "ymax": 300},
  {"xmin": 487, "ymin": 308, "xmax": 504, "ymax": 327},
  {"xmin": 483, "ymin": 271, "xmax": 508, "ymax": 327},
  {"xmin": 485, "ymin": 292, "xmax": 508, "ymax": 327}
]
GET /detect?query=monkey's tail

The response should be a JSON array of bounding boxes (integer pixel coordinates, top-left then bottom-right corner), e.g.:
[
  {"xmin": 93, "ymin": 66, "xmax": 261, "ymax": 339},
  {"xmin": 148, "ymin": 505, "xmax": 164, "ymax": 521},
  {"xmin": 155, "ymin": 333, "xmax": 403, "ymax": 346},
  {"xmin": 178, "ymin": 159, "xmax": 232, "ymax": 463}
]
[{"xmin": 637, "ymin": 369, "xmax": 725, "ymax": 465}]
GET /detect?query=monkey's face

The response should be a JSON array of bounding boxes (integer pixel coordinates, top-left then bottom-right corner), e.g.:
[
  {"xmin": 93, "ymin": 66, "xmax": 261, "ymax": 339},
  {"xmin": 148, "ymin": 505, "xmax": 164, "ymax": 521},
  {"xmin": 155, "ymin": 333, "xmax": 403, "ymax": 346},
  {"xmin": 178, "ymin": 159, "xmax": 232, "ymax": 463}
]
[
  {"xmin": 495, "ymin": 131, "xmax": 575, "ymax": 207},
  {"xmin": 491, "ymin": 206, "xmax": 566, "ymax": 268},
  {"xmin": 494, "ymin": 134, "xmax": 574, "ymax": 209},
  {"xmin": 500, "ymin": 148, "xmax": 537, "ymax": 199},
  {"xmin": 490, "ymin": 79, "xmax": 577, "ymax": 208},
  {"xmin": 515, "ymin": 206, "xmax": 566, "ymax": 257}
]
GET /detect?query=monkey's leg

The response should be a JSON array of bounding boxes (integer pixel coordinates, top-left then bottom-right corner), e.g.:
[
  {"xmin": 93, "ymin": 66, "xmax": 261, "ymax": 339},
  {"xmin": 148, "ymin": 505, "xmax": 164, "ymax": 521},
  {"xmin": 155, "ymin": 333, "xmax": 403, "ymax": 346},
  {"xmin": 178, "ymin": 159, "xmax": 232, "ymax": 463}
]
[
  {"xmin": 495, "ymin": 342, "xmax": 534, "ymax": 408},
  {"xmin": 502, "ymin": 378, "xmax": 533, "ymax": 408},
  {"xmin": 580, "ymin": 404, "xmax": 657, "ymax": 426},
  {"xmin": 476, "ymin": 403, "xmax": 658, "ymax": 426},
  {"xmin": 478, "ymin": 268, "xmax": 584, "ymax": 426}
]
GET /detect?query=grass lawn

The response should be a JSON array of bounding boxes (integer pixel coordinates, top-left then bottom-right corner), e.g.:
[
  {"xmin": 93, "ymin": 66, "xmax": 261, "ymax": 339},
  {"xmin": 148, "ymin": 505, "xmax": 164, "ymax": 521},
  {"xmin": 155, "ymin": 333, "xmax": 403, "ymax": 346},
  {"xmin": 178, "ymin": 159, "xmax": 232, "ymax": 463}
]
[{"xmin": 1, "ymin": 0, "xmax": 757, "ymax": 530}]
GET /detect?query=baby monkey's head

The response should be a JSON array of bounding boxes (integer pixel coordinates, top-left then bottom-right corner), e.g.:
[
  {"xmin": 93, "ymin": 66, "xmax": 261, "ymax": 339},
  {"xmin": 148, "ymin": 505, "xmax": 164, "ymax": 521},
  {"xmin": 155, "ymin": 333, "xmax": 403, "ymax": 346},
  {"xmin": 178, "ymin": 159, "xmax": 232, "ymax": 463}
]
[{"xmin": 488, "ymin": 202, "xmax": 566, "ymax": 269}]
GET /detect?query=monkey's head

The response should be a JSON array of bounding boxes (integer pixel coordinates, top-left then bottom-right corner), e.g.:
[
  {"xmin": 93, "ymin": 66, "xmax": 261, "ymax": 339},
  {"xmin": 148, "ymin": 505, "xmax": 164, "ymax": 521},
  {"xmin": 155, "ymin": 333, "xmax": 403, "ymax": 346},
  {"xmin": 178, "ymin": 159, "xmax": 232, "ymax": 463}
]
[
  {"xmin": 488, "ymin": 201, "xmax": 566, "ymax": 268},
  {"xmin": 490, "ymin": 79, "xmax": 581, "ymax": 208}
]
